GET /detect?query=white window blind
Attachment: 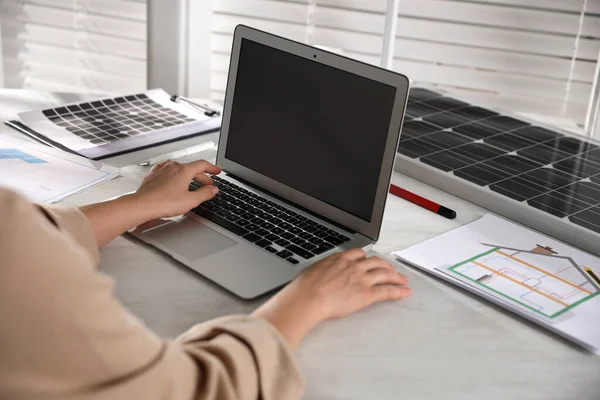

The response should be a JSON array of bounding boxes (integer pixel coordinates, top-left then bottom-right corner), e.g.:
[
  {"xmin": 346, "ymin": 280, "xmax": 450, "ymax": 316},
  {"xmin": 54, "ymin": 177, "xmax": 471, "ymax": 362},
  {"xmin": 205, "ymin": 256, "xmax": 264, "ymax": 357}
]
[
  {"xmin": 208, "ymin": 0, "xmax": 600, "ymax": 130},
  {"xmin": 0, "ymin": 0, "xmax": 147, "ymax": 94},
  {"xmin": 210, "ymin": 0, "xmax": 312, "ymax": 102}
]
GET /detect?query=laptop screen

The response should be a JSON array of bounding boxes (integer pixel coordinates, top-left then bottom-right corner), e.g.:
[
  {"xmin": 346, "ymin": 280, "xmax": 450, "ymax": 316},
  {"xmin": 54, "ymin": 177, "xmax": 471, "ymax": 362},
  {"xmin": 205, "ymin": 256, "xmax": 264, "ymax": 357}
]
[{"xmin": 225, "ymin": 38, "xmax": 397, "ymax": 222}]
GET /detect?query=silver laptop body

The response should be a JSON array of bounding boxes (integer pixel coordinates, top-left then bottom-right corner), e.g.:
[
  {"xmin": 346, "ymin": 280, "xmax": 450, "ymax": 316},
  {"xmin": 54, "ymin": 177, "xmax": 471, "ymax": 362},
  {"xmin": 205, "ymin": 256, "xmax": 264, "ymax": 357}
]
[{"xmin": 132, "ymin": 25, "xmax": 409, "ymax": 299}]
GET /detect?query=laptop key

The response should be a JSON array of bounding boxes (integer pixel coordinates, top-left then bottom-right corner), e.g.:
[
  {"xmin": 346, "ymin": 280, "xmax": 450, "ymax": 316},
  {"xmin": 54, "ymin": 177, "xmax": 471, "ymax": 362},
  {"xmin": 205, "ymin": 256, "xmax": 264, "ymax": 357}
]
[
  {"xmin": 265, "ymin": 234, "xmax": 279, "ymax": 241},
  {"xmin": 313, "ymin": 243, "xmax": 334, "ymax": 254},
  {"xmin": 255, "ymin": 239, "xmax": 272, "ymax": 248},
  {"xmin": 265, "ymin": 246, "xmax": 278, "ymax": 253},
  {"xmin": 290, "ymin": 237, "xmax": 305, "ymax": 245},
  {"xmin": 255, "ymin": 228, "xmax": 269, "ymax": 236},
  {"xmin": 242, "ymin": 233, "xmax": 260, "ymax": 242},
  {"xmin": 237, "ymin": 220, "xmax": 250, "ymax": 227},
  {"xmin": 275, "ymin": 239, "xmax": 290, "ymax": 247},
  {"xmin": 313, "ymin": 230, "xmax": 328, "ymax": 238},
  {"xmin": 324, "ymin": 235, "xmax": 344, "ymax": 245},
  {"xmin": 301, "ymin": 242, "xmax": 317, "ymax": 251},
  {"xmin": 305, "ymin": 226, "xmax": 319, "ymax": 234},
  {"xmin": 231, "ymin": 208, "xmax": 245, "ymax": 216},
  {"xmin": 276, "ymin": 250, "xmax": 293, "ymax": 259},
  {"xmin": 226, "ymin": 214, "xmax": 241, "ymax": 222},
  {"xmin": 193, "ymin": 208, "xmax": 249, "ymax": 236},
  {"xmin": 309, "ymin": 236, "xmax": 324, "ymax": 245},
  {"xmin": 299, "ymin": 232, "xmax": 312, "ymax": 239},
  {"xmin": 338, "ymin": 235, "xmax": 351, "ymax": 242},
  {"xmin": 287, "ymin": 257, "xmax": 299, "ymax": 265},
  {"xmin": 245, "ymin": 223, "xmax": 259, "ymax": 231},
  {"xmin": 286, "ymin": 244, "xmax": 314, "ymax": 259},
  {"xmin": 271, "ymin": 227, "xmax": 285, "ymax": 235},
  {"xmin": 289, "ymin": 227, "xmax": 302, "ymax": 234},
  {"xmin": 261, "ymin": 222, "xmax": 276, "ymax": 230},
  {"xmin": 281, "ymin": 232, "xmax": 295, "ymax": 240}
]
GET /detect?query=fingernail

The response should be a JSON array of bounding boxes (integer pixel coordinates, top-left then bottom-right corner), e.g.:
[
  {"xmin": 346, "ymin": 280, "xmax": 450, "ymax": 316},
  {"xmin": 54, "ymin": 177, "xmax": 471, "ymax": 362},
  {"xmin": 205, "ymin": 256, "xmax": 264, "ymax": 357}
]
[{"xmin": 212, "ymin": 186, "xmax": 219, "ymax": 195}]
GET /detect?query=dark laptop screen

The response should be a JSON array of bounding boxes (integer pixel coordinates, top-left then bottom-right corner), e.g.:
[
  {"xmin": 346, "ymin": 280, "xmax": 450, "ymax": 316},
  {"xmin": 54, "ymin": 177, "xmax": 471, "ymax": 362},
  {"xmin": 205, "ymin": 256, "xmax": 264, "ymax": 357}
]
[{"xmin": 225, "ymin": 38, "xmax": 397, "ymax": 222}]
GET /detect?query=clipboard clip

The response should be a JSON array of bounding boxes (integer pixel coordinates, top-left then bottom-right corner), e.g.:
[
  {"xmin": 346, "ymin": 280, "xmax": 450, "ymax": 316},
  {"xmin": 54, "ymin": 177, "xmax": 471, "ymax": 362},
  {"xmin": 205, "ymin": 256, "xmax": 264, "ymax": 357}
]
[{"xmin": 170, "ymin": 95, "xmax": 221, "ymax": 117}]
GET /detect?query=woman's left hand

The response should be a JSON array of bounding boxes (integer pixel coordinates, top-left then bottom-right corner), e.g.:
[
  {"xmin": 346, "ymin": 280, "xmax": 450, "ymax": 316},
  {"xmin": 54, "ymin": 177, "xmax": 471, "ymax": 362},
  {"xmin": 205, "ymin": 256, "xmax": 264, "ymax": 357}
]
[{"xmin": 135, "ymin": 159, "xmax": 222, "ymax": 219}]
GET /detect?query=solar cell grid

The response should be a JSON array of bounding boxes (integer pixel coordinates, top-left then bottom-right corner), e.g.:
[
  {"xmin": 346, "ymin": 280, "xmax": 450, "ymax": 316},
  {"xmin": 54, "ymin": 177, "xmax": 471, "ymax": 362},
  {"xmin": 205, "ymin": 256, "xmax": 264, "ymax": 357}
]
[
  {"xmin": 41, "ymin": 93, "xmax": 196, "ymax": 146},
  {"xmin": 398, "ymin": 87, "xmax": 600, "ymax": 240}
]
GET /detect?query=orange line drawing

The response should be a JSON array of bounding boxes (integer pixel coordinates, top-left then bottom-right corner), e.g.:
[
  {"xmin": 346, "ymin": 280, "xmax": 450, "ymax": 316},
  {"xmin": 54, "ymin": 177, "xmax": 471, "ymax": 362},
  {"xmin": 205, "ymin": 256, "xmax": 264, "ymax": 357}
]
[
  {"xmin": 472, "ymin": 261, "xmax": 569, "ymax": 307},
  {"xmin": 496, "ymin": 250, "xmax": 592, "ymax": 295}
]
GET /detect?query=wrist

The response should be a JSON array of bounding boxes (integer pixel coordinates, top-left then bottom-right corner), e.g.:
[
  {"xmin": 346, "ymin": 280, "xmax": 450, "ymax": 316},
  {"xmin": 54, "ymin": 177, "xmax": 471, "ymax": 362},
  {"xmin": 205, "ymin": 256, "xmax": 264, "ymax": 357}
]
[
  {"xmin": 118, "ymin": 193, "xmax": 160, "ymax": 225},
  {"xmin": 252, "ymin": 283, "xmax": 325, "ymax": 349}
]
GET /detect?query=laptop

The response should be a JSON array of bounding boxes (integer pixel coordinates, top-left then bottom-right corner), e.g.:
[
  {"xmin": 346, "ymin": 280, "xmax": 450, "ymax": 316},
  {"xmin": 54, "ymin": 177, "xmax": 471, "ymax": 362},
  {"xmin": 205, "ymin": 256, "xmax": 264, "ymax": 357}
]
[{"xmin": 132, "ymin": 25, "xmax": 409, "ymax": 299}]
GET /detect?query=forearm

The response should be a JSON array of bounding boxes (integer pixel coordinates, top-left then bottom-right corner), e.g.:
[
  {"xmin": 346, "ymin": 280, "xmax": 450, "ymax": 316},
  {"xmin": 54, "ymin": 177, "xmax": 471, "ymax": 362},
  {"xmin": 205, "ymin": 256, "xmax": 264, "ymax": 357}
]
[
  {"xmin": 252, "ymin": 284, "xmax": 322, "ymax": 350},
  {"xmin": 80, "ymin": 194, "xmax": 156, "ymax": 247}
]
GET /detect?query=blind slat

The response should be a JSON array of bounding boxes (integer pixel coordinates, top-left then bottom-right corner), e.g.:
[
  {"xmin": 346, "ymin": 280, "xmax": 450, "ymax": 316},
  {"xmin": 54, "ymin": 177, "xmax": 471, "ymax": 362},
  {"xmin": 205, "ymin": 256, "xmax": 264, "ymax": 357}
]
[
  {"xmin": 318, "ymin": 0, "xmax": 600, "ymax": 37},
  {"xmin": 1, "ymin": 0, "xmax": 147, "ymax": 94}
]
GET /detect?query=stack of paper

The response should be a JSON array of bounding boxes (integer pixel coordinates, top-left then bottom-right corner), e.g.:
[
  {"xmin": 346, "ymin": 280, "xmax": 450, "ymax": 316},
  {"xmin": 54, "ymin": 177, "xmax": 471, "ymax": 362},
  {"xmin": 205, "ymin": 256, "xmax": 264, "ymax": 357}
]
[
  {"xmin": 0, "ymin": 134, "xmax": 119, "ymax": 203},
  {"xmin": 393, "ymin": 214, "xmax": 600, "ymax": 354}
]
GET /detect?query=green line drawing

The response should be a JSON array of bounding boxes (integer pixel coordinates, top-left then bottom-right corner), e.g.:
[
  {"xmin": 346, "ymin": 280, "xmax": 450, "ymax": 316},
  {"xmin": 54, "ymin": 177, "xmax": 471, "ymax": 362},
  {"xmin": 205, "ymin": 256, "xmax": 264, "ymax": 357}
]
[{"xmin": 448, "ymin": 247, "xmax": 599, "ymax": 319}]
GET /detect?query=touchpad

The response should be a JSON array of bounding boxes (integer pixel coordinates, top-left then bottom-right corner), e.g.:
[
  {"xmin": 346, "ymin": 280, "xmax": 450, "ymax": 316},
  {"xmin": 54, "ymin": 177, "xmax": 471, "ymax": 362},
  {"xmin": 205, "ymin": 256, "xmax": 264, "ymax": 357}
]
[{"xmin": 143, "ymin": 217, "xmax": 237, "ymax": 261}]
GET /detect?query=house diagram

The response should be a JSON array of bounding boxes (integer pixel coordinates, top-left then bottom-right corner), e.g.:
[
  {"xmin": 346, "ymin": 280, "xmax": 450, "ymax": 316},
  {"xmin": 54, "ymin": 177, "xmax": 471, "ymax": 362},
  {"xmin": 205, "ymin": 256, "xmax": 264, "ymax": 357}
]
[{"xmin": 448, "ymin": 244, "xmax": 599, "ymax": 319}]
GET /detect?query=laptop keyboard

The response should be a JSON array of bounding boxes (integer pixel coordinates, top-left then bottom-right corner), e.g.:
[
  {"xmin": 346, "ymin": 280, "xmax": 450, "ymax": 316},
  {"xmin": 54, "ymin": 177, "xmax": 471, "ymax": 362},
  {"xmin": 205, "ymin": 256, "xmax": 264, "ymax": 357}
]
[{"xmin": 191, "ymin": 176, "xmax": 351, "ymax": 264}]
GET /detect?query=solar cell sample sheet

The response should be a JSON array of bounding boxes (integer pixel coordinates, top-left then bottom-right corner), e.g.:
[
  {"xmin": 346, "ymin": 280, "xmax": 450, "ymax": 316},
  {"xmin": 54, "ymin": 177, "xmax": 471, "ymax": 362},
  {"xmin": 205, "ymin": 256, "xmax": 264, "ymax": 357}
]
[
  {"xmin": 0, "ymin": 135, "xmax": 118, "ymax": 203},
  {"xmin": 393, "ymin": 214, "xmax": 600, "ymax": 354},
  {"xmin": 17, "ymin": 89, "xmax": 211, "ymax": 152},
  {"xmin": 397, "ymin": 88, "xmax": 600, "ymax": 256}
]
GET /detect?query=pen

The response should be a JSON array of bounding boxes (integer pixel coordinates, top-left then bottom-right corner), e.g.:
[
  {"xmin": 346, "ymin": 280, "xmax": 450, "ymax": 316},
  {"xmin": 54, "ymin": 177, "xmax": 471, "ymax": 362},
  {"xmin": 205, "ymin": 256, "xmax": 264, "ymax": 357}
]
[
  {"xmin": 389, "ymin": 183, "xmax": 457, "ymax": 219},
  {"xmin": 584, "ymin": 267, "xmax": 600, "ymax": 286},
  {"xmin": 139, "ymin": 141, "xmax": 216, "ymax": 166}
]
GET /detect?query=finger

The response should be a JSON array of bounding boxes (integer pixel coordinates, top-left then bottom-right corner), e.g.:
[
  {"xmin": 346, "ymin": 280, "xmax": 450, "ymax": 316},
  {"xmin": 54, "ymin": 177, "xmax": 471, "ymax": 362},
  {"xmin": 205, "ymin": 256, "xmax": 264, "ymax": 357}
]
[
  {"xmin": 354, "ymin": 256, "xmax": 396, "ymax": 273},
  {"xmin": 193, "ymin": 174, "xmax": 214, "ymax": 186},
  {"xmin": 150, "ymin": 160, "xmax": 170, "ymax": 173},
  {"xmin": 191, "ymin": 185, "xmax": 219, "ymax": 204},
  {"xmin": 369, "ymin": 285, "xmax": 411, "ymax": 304},
  {"xmin": 365, "ymin": 268, "xmax": 409, "ymax": 286},
  {"xmin": 185, "ymin": 160, "xmax": 222, "ymax": 178},
  {"xmin": 339, "ymin": 248, "xmax": 367, "ymax": 261}
]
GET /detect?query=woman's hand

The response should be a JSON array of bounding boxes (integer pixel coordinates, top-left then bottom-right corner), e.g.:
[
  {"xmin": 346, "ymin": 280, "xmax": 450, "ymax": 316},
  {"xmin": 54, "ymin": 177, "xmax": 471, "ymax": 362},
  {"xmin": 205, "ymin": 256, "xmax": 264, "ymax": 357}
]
[
  {"xmin": 135, "ymin": 160, "xmax": 222, "ymax": 219},
  {"xmin": 81, "ymin": 160, "xmax": 221, "ymax": 247},
  {"xmin": 253, "ymin": 249, "xmax": 410, "ymax": 349}
]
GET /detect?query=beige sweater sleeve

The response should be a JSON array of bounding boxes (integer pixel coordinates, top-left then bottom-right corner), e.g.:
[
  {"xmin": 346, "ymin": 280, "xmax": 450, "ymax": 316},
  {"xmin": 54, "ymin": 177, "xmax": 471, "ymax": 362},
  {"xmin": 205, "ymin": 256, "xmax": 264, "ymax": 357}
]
[{"xmin": 0, "ymin": 189, "xmax": 303, "ymax": 400}]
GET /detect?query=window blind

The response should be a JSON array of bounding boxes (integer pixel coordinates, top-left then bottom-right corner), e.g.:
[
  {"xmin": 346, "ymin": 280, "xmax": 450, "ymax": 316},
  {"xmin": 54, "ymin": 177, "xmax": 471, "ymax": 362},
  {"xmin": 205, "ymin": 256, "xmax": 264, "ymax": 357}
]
[
  {"xmin": 210, "ymin": 0, "xmax": 312, "ymax": 102},
  {"xmin": 208, "ymin": 0, "xmax": 600, "ymax": 129},
  {"xmin": 0, "ymin": 0, "xmax": 147, "ymax": 94}
]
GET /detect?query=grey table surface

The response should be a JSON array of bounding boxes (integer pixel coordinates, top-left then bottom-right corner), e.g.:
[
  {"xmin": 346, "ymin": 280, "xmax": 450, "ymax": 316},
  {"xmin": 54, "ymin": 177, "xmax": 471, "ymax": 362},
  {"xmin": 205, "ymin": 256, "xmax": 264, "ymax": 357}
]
[{"xmin": 1, "ymin": 90, "xmax": 599, "ymax": 400}]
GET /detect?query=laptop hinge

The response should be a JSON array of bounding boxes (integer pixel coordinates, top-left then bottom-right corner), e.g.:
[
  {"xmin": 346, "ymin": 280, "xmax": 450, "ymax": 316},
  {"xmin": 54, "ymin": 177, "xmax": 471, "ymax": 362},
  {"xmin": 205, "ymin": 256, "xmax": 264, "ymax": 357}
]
[{"xmin": 224, "ymin": 172, "xmax": 357, "ymax": 234}]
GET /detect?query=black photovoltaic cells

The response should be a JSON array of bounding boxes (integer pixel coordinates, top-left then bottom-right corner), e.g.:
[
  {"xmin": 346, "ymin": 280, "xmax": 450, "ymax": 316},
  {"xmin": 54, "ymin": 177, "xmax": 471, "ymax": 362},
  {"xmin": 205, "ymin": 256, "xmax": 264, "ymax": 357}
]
[
  {"xmin": 399, "ymin": 88, "xmax": 600, "ymax": 236},
  {"xmin": 41, "ymin": 94, "xmax": 196, "ymax": 146}
]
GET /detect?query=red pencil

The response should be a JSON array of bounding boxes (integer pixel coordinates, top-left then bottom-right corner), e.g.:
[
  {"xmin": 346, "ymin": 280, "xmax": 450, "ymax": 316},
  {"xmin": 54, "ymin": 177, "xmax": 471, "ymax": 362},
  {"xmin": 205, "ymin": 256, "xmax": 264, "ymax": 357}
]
[{"xmin": 389, "ymin": 184, "xmax": 456, "ymax": 219}]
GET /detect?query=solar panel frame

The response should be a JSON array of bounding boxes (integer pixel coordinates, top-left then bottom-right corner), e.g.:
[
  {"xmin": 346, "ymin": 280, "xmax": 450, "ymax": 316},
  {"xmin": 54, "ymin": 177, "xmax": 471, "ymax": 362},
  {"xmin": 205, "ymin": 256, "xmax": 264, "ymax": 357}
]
[{"xmin": 395, "ymin": 87, "xmax": 600, "ymax": 257}]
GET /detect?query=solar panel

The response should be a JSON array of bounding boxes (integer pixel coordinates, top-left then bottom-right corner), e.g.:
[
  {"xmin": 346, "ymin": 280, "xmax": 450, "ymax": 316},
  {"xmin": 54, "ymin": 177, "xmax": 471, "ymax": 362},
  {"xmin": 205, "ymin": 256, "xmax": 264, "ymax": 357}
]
[
  {"xmin": 40, "ymin": 93, "xmax": 196, "ymax": 146},
  {"xmin": 12, "ymin": 89, "xmax": 221, "ymax": 160},
  {"xmin": 396, "ymin": 88, "xmax": 600, "ymax": 257}
]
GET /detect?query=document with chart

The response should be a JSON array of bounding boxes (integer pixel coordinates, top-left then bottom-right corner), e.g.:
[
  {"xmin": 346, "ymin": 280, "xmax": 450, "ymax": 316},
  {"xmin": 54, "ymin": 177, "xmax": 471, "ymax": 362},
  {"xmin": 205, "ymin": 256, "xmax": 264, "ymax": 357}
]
[
  {"xmin": 392, "ymin": 214, "xmax": 600, "ymax": 354},
  {"xmin": 0, "ymin": 135, "xmax": 119, "ymax": 203}
]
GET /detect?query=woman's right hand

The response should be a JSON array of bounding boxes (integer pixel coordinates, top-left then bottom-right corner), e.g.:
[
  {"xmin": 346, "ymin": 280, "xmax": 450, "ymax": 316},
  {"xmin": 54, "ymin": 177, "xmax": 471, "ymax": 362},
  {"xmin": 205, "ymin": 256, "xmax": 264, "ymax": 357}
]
[{"xmin": 252, "ymin": 249, "xmax": 410, "ymax": 349}]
